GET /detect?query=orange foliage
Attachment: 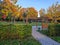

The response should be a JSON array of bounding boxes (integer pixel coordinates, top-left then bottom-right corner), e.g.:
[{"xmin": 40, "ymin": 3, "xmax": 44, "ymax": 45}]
[{"xmin": 19, "ymin": 7, "xmax": 38, "ymax": 19}]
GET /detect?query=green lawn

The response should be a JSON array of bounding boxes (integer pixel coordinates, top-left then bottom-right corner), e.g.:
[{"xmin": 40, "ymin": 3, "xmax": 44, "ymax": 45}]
[
  {"xmin": 37, "ymin": 30, "xmax": 60, "ymax": 43},
  {"xmin": 37, "ymin": 30, "xmax": 49, "ymax": 36},
  {"xmin": 51, "ymin": 37, "xmax": 60, "ymax": 43},
  {"xmin": 0, "ymin": 37, "xmax": 41, "ymax": 45},
  {"xmin": 0, "ymin": 21, "xmax": 42, "ymax": 26}
]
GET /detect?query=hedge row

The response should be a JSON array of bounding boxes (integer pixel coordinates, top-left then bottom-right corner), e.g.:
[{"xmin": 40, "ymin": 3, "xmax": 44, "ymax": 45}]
[
  {"xmin": 0, "ymin": 24, "xmax": 32, "ymax": 40},
  {"xmin": 48, "ymin": 23, "xmax": 60, "ymax": 36}
]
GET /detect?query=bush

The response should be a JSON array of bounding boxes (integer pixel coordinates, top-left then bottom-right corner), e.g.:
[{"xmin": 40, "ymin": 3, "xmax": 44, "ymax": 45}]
[
  {"xmin": 55, "ymin": 24, "xmax": 60, "ymax": 36},
  {"xmin": 37, "ymin": 30, "xmax": 49, "ymax": 36},
  {"xmin": 0, "ymin": 24, "xmax": 32, "ymax": 40},
  {"xmin": 48, "ymin": 23, "xmax": 56, "ymax": 36},
  {"xmin": 48, "ymin": 23, "xmax": 60, "ymax": 36}
]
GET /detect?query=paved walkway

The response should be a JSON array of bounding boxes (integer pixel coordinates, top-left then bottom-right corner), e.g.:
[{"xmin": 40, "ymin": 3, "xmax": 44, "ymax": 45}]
[{"xmin": 32, "ymin": 26, "xmax": 60, "ymax": 45}]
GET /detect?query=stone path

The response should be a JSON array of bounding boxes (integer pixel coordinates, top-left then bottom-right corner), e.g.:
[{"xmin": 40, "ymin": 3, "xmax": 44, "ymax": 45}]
[{"xmin": 32, "ymin": 26, "xmax": 60, "ymax": 45}]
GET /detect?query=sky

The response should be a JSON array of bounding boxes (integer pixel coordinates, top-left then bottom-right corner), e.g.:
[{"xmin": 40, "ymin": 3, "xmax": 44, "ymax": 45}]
[
  {"xmin": 16, "ymin": 0, "xmax": 60, "ymax": 17},
  {"xmin": 16, "ymin": 0, "xmax": 60, "ymax": 11}
]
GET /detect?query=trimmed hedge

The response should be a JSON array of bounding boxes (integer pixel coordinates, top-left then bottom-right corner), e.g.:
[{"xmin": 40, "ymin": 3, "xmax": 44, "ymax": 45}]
[
  {"xmin": 48, "ymin": 23, "xmax": 56, "ymax": 36},
  {"xmin": 55, "ymin": 24, "xmax": 60, "ymax": 36},
  {"xmin": 0, "ymin": 24, "xmax": 32, "ymax": 40},
  {"xmin": 37, "ymin": 30, "xmax": 49, "ymax": 36},
  {"xmin": 48, "ymin": 23, "xmax": 60, "ymax": 36}
]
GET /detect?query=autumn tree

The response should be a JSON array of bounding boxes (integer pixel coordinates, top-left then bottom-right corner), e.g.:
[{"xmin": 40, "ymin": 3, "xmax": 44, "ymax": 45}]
[
  {"xmin": 39, "ymin": 2, "xmax": 60, "ymax": 23},
  {"xmin": 0, "ymin": 0, "xmax": 22, "ymax": 22},
  {"xmin": 0, "ymin": 1, "xmax": 3, "ymax": 20},
  {"xmin": 39, "ymin": 8, "xmax": 46, "ymax": 22},
  {"xmin": 19, "ymin": 8, "xmax": 29, "ymax": 24},
  {"xmin": 19, "ymin": 7, "xmax": 38, "ymax": 23},
  {"xmin": 23, "ymin": 9, "xmax": 28, "ymax": 24},
  {"xmin": 39, "ymin": 8, "xmax": 45, "ymax": 17},
  {"xmin": 47, "ymin": 2, "xmax": 60, "ymax": 23},
  {"xmin": 27, "ymin": 7, "xmax": 38, "ymax": 19}
]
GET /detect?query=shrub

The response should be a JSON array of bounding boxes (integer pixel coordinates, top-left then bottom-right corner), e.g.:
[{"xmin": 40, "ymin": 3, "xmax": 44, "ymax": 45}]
[
  {"xmin": 37, "ymin": 30, "xmax": 49, "ymax": 36},
  {"xmin": 55, "ymin": 24, "xmax": 60, "ymax": 36},
  {"xmin": 0, "ymin": 24, "xmax": 32, "ymax": 40},
  {"xmin": 48, "ymin": 23, "xmax": 56, "ymax": 36},
  {"xmin": 48, "ymin": 23, "xmax": 60, "ymax": 36}
]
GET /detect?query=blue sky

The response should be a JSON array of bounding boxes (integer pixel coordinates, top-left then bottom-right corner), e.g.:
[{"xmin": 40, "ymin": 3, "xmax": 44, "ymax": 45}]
[{"xmin": 16, "ymin": 0, "xmax": 60, "ymax": 11}]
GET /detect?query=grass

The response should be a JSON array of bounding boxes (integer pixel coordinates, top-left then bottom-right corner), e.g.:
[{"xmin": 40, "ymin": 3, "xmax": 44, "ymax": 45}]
[
  {"xmin": 0, "ymin": 39, "xmax": 20, "ymax": 45},
  {"xmin": 0, "ymin": 21, "xmax": 42, "ymax": 26},
  {"xmin": 37, "ymin": 30, "xmax": 49, "ymax": 36},
  {"xmin": 37, "ymin": 30, "xmax": 60, "ymax": 43},
  {"xmin": 51, "ymin": 37, "xmax": 60, "ymax": 43},
  {"xmin": 22, "ymin": 37, "xmax": 41, "ymax": 45},
  {"xmin": 30, "ymin": 22, "xmax": 41, "ymax": 26},
  {"xmin": 0, "ymin": 37, "xmax": 41, "ymax": 45}
]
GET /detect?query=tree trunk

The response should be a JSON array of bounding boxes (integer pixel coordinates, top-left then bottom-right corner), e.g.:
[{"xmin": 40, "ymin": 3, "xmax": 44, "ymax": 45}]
[
  {"xmin": 13, "ymin": 16, "xmax": 15, "ymax": 23},
  {"xmin": 26, "ymin": 17, "xmax": 28, "ymax": 25},
  {"xmin": 23, "ymin": 18, "xmax": 25, "ymax": 23}
]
